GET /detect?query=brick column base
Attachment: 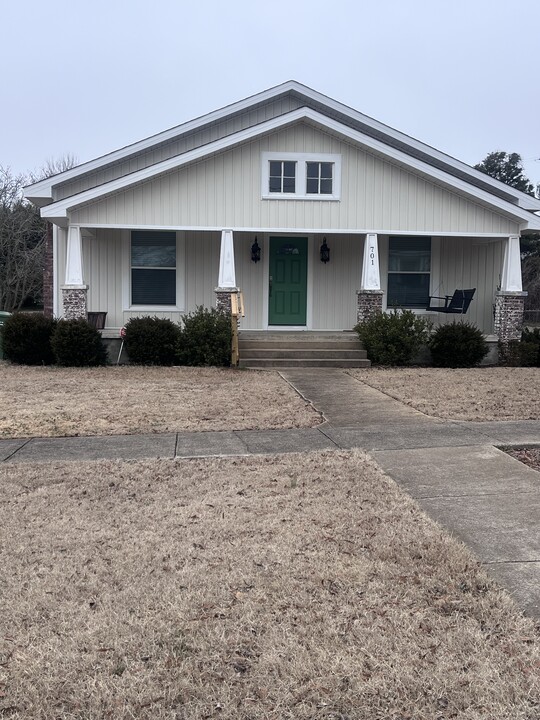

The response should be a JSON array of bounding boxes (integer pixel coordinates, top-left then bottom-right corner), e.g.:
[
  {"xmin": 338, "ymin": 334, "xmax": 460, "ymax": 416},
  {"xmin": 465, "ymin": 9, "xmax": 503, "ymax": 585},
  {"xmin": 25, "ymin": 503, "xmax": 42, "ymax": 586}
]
[
  {"xmin": 494, "ymin": 291, "xmax": 527, "ymax": 343},
  {"xmin": 214, "ymin": 287, "xmax": 238, "ymax": 314},
  {"xmin": 356, "ymin": 290, "xmax": 383, "ymax": 324},
  {"xmin": 61, "ymin": 285, "xmax": 88, "ymax": 320}
]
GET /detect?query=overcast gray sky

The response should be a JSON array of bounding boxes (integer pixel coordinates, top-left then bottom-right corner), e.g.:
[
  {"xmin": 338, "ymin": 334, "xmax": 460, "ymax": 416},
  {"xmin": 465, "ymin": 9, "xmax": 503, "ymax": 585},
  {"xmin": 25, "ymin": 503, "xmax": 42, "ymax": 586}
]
[{"xmin": 2, "ymin": 0, "xmax": 539, "ymax": 184}]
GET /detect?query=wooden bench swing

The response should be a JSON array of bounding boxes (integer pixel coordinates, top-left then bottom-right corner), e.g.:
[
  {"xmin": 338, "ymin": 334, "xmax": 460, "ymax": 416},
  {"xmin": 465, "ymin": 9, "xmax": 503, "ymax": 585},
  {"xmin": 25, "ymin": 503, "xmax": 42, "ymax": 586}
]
[{"xmin": 426, "ymin": 288, "xmax": 476, "ymax": 314}]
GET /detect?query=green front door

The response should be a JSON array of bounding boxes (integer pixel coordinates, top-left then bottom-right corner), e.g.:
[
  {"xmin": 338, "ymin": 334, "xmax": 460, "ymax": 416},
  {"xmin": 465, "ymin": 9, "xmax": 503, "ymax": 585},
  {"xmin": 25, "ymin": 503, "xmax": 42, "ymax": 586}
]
[{"xmin": 269, "ymin": 237, "xmax": 308, "ymax": 326}]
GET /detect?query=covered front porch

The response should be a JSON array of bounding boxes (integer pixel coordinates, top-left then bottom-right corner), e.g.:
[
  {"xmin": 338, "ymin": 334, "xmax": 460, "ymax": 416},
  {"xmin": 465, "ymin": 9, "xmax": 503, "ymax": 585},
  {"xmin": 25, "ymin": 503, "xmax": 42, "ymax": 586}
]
[{"xmin": 55, "ymin": 225, "xmax": 526, "ymax": 341}]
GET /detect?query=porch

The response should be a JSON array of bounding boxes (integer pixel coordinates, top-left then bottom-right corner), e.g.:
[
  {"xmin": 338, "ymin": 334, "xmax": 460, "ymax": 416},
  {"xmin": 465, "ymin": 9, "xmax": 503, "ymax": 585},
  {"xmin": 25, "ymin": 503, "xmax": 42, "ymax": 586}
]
[{"xmin": 55, "ymin": 226, "xmax": 525, "ymax": 341}]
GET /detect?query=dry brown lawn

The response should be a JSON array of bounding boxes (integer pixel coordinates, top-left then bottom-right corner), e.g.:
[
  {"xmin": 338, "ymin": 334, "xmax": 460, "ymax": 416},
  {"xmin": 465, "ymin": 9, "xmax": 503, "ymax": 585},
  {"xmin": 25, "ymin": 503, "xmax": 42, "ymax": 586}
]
[
  {"xmin": 508, "ymin": 447, "xmax": 540, "ymax": 472},
  {"xmin": 0, "ymin": 365, "xmax": 319, "ymax": 439},
  {"xmin": 349, "ymin": 367, "xmax": 540, "ymax": 421},
  {"xmin": 1, "ymin": 450, "xmax": 538, "ymax": 719}
]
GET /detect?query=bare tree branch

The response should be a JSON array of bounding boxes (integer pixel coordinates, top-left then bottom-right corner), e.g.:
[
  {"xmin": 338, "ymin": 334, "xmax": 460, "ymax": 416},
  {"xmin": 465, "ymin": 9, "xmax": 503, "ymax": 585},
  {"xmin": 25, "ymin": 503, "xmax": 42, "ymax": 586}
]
[{"xmin": 0, "ymin": 155, "xmax": 77, "ymax": 312}]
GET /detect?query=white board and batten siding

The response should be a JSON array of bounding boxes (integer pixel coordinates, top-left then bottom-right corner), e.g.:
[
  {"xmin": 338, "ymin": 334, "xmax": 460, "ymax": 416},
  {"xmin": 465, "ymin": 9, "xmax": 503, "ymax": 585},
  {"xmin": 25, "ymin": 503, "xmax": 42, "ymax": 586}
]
[
  {"xmin": 57, "ymin": 122, "xmax": 518, "ymax": 335},
  {"xmin": 55, "ymin": 229, "xmax": 504, "ymax": 335},
  {"xmin": 54, "ymin": 96, "xmax": 304, "ymax": 202},
  {"xmin": 70, "ymin": 123, "xmax": 520, "ymax": 236}
]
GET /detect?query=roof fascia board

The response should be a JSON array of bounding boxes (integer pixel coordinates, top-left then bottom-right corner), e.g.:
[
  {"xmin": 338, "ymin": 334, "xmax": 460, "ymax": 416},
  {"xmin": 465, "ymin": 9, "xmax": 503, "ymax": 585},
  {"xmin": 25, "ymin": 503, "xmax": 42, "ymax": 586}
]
[
  {"xmin": 314, "ymin": 112, "xmax": 540, "ymax": 228},
  {"xmin": 290, "ymin": 83, "xmax": 540, "ymax": 211},
  {"xmin": 41, "ymin": 108, "xmax": 307, "ymax": 218},
  {"xmin": 26, "ymin": 79, "xmax": 540, "ymax": 212},
  {"xmin": 41, "ymin": 107, "xmax": 540, "ymax": 229},
  {"xmin": 24, "ymin": 81, "xmax": 299, "ymax": 200}
]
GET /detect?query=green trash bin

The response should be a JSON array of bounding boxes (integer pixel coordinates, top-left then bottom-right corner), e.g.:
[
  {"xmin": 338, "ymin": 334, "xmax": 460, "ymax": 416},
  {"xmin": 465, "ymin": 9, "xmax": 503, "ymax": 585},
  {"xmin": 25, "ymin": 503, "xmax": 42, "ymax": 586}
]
[{"xmin": 0, "ymin": 311, "xmax": 11, "ymax": 359}]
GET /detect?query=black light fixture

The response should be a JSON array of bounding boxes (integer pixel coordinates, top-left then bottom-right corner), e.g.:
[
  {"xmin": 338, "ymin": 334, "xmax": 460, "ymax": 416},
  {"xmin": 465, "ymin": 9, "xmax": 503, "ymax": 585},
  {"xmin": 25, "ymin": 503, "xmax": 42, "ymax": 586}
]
[
  {"xmin": 251, "ymin": 236, "xmax": 261, "ymax": 263},
  {"xmin": 320, "ymin": 237, "xmax": 330, "ymax": 264}
]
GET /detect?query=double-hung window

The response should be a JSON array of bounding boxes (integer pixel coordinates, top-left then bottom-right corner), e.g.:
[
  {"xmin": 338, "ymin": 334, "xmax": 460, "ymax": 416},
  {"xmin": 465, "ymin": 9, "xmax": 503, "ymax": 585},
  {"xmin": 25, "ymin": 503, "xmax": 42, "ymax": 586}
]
[
  {"xmin": 387, "ymin": 237, "xmax": 431, "ymax": 309},
  {"xmin": 262, "ymin": 152, "xmax": 341, "ymax": 200},
  {"xmin": 131, "ymin": 231, "xmax": 176, "ymax": 305}
]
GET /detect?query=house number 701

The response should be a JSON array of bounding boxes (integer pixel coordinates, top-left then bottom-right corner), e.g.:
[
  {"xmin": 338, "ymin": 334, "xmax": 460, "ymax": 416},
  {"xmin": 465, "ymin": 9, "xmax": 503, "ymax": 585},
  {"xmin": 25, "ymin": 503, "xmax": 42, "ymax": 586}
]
[{"xmin": 370, "ymin": 246, "xmax": 375, "ymax": 265}]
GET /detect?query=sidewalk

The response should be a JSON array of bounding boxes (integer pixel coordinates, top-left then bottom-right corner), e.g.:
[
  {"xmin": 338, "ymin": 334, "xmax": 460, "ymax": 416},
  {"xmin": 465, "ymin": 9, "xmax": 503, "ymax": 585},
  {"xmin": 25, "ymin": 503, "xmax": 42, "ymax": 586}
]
[{"xmin": 2, "ymin": 368, "xmax": 539, "ymax": 617}]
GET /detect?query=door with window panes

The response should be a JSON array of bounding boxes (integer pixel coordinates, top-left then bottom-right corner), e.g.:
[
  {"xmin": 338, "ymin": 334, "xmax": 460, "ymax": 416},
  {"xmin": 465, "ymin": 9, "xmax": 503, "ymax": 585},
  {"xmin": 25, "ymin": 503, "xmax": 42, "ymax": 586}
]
[{"xmin": 268, "ymin": 237, "xmax": 308, "ymax": 325}]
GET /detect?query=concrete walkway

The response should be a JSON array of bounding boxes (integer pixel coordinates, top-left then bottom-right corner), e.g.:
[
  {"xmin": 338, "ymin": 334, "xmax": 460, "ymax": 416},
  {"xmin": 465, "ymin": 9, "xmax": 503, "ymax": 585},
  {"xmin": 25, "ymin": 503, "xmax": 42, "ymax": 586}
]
[{"xmin": 2, "ymin": 368, "xmax": 540, "ymax": 617}]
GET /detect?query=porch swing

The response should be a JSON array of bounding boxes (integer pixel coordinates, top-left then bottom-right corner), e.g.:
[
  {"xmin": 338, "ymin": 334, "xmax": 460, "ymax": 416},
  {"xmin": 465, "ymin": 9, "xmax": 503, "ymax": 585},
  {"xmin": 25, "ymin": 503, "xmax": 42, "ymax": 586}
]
[
  {"xmin": 426, "ymin": 288, "xmax": 476, "ymax": 314},
  {"xmin": 425, "ymin": 245, "xmax": 476, "ymax": 313}
]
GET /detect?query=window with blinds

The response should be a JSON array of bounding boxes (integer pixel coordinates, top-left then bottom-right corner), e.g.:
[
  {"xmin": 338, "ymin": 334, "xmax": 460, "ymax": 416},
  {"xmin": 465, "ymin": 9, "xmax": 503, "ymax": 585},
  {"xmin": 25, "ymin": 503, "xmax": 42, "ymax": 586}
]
[
  {"xmin": 387, "ymin": 237, "xmax": 431, "ymax": 309},
  {"xmin": 131, "ymin": 231, "xmax": 176, "ymax": 305}
]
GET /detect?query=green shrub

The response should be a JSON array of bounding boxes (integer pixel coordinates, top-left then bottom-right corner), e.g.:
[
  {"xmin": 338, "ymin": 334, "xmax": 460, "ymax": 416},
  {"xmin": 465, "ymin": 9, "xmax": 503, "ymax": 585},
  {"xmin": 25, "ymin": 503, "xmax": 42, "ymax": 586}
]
[
  {"xmin": 51, "ymin": 319, "xmax": 107, "ymax": 367},
  {"xmin": 429, "ymin": 321, "xmax": 488, "ymax": 368},
  {"xmin": 521, "ymin": 328, "xmax": 540, "ymax": 367},
  {"xmin": 354, "ymin": 310, "xmax": 431, "ymax": 366},
  {"xmin": 498, "ymin": 329, "xmax": 540, "ymax": 367},
  {"xmin": 177, "ymin": 306, "xmax": 232, "ymax": 367},
  {"xmin": 124, "ymin": 316, "xmax": 180, "ymax": 365},
  {"xmin": 2, "ymin": 312, "xmax": 57, "ymax": 365}
]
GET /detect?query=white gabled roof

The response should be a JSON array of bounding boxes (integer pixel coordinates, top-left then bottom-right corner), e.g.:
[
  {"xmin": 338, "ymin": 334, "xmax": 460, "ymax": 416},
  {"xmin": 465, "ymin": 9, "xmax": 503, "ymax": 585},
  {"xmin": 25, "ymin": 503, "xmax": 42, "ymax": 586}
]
[
  {"xmin": 24, "ymin": 80, "xmax": 540, "ymax": 219},
  {"xmin": 38, "ymin": 106, "xmax": 540, "ymax": 230}
]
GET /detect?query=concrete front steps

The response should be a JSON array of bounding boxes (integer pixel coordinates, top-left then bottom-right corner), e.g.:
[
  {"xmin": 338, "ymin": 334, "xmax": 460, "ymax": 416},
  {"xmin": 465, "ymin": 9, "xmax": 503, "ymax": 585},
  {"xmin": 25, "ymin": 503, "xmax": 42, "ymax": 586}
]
[{"xmin": 238, "ymin": 331, "xmax": 370, "ymax": 368}]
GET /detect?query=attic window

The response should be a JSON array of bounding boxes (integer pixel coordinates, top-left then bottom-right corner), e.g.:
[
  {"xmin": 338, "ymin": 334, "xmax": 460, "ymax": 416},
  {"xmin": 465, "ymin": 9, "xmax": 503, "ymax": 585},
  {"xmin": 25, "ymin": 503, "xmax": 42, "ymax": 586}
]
[
  {"xmin": 306, "ymin": 162, "xmax": 333, "ymax": 195},
  {"xmin": 269, "ymin": 161, "xmax": 296, "ymax": 193},
  {"xmin": 262, "ymin": 152, "xmax": 341, "ymax": 200}
]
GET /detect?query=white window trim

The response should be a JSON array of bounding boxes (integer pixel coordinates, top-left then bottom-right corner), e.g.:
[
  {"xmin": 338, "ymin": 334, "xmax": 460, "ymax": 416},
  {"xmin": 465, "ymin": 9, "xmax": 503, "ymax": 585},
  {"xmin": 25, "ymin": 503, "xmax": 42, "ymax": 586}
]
[
  {"xmin": 122, "ymin": 229, "xmax": 186, "ymax": 311},
  {"xmin": 261, "ymin": 152, "xmax": 341, "ymax": 201}
]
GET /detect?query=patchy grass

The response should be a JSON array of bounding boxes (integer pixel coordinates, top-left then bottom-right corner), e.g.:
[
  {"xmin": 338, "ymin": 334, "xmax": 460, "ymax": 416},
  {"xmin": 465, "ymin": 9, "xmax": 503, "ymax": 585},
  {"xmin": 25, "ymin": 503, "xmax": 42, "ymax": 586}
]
[
  {"xmin": 1, "ymin": 450, "xmax": 538, "ymax": 719},
  {"xmin": 349, "ymin": 367, "xmax": 540, "ymax": 421},
  {"xmin": 0, "ymin": 365, "xmax": 319, "ymax": 438}
]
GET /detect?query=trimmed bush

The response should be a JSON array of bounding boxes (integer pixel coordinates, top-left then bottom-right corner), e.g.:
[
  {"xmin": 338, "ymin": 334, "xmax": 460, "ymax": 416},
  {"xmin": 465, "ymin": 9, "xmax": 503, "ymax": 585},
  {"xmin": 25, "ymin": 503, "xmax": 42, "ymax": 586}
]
[
  {"xmin": 429, "ymin": 321, "xmax": 488, "ymax": 368},
  {"xmin": 51, "ymin": 319, "xmax": 107, "ymax": 367},
  {"xmin": 499, "ymin": 329, "xmax": 540, "ymax": 367},
  {"xmin": 2, "ymin": 312, "xmax": 57, "ymax": 365},
  {"xmin": 521, "ymin": 328, "xmax": 540, "ymax": 367},
  {"xmin": 177, "ymin": 306, "xmax": 232, "ymax": 367},
  {"xmin": 124, "ymin": 316, "xmax": 180, "ymax": 365},
  {"xmin": 354, "ymin": 310, "xmax": 431, "ymax": 366}
]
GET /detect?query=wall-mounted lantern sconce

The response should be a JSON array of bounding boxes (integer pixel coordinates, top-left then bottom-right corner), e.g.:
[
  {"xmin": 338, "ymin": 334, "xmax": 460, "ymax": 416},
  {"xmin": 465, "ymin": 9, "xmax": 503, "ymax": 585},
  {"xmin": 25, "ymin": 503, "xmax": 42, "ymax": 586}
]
[
  {"xmin": 320, "ymin": 237, "xmax": 330, "ymax": 264},
  {"xmin": 251, "ymin": 237, "xmax": 261, "ymax": 263}
]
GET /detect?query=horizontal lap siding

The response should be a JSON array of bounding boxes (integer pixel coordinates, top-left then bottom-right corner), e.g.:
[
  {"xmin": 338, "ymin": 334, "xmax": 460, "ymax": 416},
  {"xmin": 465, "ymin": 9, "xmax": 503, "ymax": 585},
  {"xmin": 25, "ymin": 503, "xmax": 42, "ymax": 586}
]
[{"xmin": 69, "ymin": 123, "xmax": 520, "ymax": 236}]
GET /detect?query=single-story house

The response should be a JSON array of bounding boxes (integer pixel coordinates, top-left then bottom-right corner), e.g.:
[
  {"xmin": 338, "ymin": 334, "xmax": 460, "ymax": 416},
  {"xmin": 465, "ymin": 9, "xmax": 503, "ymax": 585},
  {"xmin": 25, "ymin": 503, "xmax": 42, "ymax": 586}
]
[{"xmin": 24, "ymin": 81, "xmax": 540, "ymax": 352}]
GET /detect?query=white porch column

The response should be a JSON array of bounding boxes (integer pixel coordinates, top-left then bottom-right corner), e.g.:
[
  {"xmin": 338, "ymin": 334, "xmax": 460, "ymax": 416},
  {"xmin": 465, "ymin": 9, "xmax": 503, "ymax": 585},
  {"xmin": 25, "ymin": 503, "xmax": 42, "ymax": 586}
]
[
  {"xmin": 494, "ymin": 234, "xmax": 527, "ymax": 345},
  {"xmin": 65, "ymin": 226, "xmax": 84, "ymax": 285},
  {"xmin": 61, "ymin": 225, "xmax": 88, "ymax": 320},
  {"xmin": 215, "ymin": 229, "xmax": 238, "ymax": 313},
  {"xmin": 356, "ymin": 233, "xmax": 383, "ymax": 324},
  {"xmin": 500, "ymin": 235, "xmax": 522, "ymax": 292},
  {"xmin": 360, "ymin": 232, "xmax": 381, "ymax": 290},
  {"xmin": 217, "ymin": 229, "xmax": 237, "ymax": 288}
]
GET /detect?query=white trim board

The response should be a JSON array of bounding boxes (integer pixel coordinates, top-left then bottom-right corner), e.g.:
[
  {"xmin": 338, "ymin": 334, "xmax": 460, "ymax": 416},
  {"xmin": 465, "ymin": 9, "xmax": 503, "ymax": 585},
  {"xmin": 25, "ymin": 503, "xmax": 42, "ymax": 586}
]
[
  {"xmin": 39, "ymin": 108, "xmax": 540, "ymax": 229},
  {"xmin": 24, "ymin": 80, "xmax": 540, "ymax": 212},
  {"xmin": 67, "ymin": 223, "xmax": 517, "ymax": 239}
]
